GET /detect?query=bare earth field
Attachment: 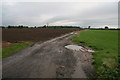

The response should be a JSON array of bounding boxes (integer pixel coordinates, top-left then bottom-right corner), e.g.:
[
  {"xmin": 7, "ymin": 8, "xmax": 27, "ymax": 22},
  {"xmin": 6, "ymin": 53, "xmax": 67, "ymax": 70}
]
[
  {"xmin": 2, "ymin": 28, "xmax": 79, "ymax": 42},
  {"xmin": 2, "ymin": 31, "xmax": 94, "ymax": 78}
]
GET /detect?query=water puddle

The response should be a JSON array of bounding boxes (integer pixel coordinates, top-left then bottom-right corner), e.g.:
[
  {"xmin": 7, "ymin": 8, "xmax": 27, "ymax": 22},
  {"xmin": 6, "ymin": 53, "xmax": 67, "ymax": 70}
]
[
  {"xmin": 87, "ymin": 49, "xmax": 95, "ymax": 52},
  {"xmin": 65, "ymin": 45, "xmax": 95, "ymax": 52},
  {"xmin": 65, "ymin": 45, "xmax": 84, "ymax": 51}
]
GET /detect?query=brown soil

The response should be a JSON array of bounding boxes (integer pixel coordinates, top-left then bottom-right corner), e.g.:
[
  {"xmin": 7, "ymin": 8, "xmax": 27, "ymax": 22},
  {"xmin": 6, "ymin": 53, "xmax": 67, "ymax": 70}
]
[
  {"xmin": 2, "ymin": 41, "xmax": 33, "ymax": 48},
  {"xmin": 2, "ymin": 28, "xmax": 79, "ymax": 42},
  {"xmin": 2, "ymin": 41, "xmax": 18, "ymax": 48}
]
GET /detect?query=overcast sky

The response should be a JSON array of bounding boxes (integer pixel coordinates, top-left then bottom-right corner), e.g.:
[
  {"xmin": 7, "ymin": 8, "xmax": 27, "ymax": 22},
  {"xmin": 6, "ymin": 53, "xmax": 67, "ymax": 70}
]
[{"xmin": 2, "ymin": 1, "xmax": 118, "ymax": 28}]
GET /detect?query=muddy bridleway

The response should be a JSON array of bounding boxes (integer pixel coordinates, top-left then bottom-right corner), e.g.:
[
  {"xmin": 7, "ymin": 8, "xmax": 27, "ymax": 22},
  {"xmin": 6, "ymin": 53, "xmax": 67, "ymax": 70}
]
[{"xmin": 2, "ymin": 32, "xmax": 94, "ymax": 78}]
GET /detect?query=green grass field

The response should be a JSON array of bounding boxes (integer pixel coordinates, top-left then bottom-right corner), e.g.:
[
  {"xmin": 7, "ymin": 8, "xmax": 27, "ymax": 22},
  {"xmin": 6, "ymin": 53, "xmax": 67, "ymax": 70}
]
[
  {"xmin": 1, "ymin": 42, "xmax": 32, "ymax": 58},
  {"xmin": 72, "ymin": 30, "xmax": 118, "ymax": 78}
]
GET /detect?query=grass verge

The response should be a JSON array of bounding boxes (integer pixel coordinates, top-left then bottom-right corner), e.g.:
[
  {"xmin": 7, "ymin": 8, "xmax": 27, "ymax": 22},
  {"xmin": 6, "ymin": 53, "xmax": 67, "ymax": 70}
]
[
  {"xmin": 72, "ymin": 30, "xmax": 118, "ymax": 78},
  {"xmin": 1, "ymin": 42, "xmax": 32, "ymax": 58}
]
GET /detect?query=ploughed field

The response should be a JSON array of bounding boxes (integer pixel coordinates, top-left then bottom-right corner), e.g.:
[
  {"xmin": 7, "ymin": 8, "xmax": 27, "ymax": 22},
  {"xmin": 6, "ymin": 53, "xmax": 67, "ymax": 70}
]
[{"xmin": 2, "ymin": 28, "xmax": 79, "ymax": 42}]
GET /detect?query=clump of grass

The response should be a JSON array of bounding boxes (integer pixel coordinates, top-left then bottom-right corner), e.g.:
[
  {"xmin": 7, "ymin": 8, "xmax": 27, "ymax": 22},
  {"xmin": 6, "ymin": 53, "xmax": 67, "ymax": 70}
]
[
  {"xmin": 2, "ymin": 42, "xmax": 32, "ymax": 58},
  {"xmin": 72, "ymin": 30, "xmax": 118, "ymax": 78}
]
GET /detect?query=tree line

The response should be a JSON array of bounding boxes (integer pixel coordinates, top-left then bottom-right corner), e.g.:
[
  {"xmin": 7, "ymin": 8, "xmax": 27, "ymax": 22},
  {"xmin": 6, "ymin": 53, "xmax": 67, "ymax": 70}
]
[{"xmin": 1, "ymin": 25, "xmax": 81, "ymax": 29}]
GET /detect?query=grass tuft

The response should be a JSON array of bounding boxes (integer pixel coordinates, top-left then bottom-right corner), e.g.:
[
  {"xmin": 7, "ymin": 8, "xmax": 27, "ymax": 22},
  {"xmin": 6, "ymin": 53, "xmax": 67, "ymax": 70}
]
[{"xmin": 1, "ymin": 42, "xmax": 32, "ymax": 58}]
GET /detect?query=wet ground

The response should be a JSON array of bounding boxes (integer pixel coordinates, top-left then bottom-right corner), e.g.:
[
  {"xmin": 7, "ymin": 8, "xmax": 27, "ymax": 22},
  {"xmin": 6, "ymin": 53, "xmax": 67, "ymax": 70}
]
[{"xmin": 2, "ymin": 32, "xmax": 94, "ymax": 79}]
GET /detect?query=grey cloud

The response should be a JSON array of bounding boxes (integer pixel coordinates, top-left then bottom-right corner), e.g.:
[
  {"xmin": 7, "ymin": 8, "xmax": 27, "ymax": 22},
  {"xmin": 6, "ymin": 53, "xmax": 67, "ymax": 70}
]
[{"xmin": 2, "ymin": 2, "xmax": 118, "ymax": 28}]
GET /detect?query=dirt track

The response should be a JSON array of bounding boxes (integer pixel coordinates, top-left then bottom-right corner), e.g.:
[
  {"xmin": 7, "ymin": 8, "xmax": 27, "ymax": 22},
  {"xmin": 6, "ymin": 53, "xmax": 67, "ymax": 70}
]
[{"xmin": 2, "ymin": 32, "xmax": 94, "ymax": 79}]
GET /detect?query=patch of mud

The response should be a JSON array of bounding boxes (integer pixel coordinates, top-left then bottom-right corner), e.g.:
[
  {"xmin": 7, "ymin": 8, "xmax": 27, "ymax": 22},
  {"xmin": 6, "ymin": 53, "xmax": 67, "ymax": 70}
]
[
  {"xmin": 54, "ymin": 49, "xmax": 77, "ymax": 78},
  {"xmin": 64, "ymin": 44, "xmax": 95, "ymax": 78}
]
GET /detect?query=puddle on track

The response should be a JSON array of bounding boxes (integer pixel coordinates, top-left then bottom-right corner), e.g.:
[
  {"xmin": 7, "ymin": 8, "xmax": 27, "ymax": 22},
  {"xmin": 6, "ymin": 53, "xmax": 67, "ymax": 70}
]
[
  {"xmin": 65, "ymin": 45, "xmax": 84, "ymax": 51},
  {"xmin": 65, "ymin": 45, "xmax": 95, "ymax": 52}
]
